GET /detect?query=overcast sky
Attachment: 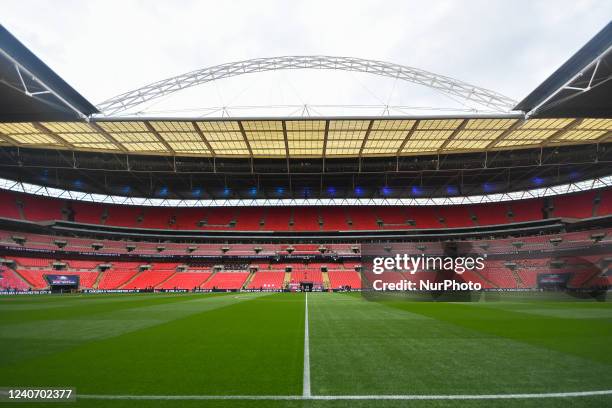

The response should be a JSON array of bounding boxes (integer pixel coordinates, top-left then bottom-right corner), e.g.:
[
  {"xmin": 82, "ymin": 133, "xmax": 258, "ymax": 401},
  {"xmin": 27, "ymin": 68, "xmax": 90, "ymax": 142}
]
[{"xmin": 2, "ymin": 0, "xmax": 611, "ymax": 116}]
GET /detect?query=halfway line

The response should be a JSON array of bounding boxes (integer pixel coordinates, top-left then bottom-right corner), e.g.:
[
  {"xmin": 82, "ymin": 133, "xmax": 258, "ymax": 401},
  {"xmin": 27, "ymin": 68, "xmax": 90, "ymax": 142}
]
[{"xmin": 303, "ymin": 291, "xmax": 311, "ymax": 397}]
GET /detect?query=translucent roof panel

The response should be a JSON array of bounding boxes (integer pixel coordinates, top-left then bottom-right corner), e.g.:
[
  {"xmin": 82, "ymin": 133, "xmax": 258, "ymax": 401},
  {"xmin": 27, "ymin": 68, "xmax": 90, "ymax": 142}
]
[
  {"xmin": 0, "ymin": 122, "xmax": 39, "ymax": 134},
  {"xmin": 8, "ymin": 133, "xmax": 60, "ymax": 144},
  {"xmin": 150, "ymin": 121, "xmax": 195, "ymax": 132},
  {"xmin": 0, "ymin": 117, "xmax": 608, "ymax": 158},
  {"xmin": 97, "ymin": 121, "xmax": 149, "ymax": 132},
  {"xmin": 41, "ymin": 122, "xmax": 97, "ymax": 133},
  {"xmin": 57, "ymin": 133, "xmax": 110, "ymax": 144}
]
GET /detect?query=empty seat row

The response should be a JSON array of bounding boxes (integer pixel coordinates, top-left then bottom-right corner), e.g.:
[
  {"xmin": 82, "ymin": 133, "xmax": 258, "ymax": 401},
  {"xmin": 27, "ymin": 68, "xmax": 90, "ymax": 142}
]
[{"xmin": 2, "ymin": 189, "xmax": 610, "ymax": 231}]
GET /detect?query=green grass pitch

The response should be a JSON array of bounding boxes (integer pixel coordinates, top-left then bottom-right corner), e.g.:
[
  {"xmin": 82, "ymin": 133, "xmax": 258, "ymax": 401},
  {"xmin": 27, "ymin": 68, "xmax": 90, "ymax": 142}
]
[{"xmin": 0, "ymin": 292, "xmax": 611, "ymax": 407}]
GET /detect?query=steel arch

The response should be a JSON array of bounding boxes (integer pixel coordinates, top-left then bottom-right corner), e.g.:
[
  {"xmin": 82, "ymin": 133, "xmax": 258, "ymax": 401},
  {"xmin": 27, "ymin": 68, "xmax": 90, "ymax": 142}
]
[{"xmin": 97, "ymin": 56, "xmax": 518, "ymax": 115}]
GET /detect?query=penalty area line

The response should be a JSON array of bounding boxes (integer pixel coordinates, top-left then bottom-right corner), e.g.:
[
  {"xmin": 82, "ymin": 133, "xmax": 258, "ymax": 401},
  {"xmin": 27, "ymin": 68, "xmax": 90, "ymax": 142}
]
[{"xmin": 77, "ymin": 390, "xmax": 612, "ymax": 401}]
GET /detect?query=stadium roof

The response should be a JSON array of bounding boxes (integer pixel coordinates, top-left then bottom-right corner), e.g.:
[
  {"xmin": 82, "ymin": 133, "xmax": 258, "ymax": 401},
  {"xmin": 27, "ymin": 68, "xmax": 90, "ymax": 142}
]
[
  {"xmin": 0, "ymin": 24, "xmax": 610, "ymax": 160},
  {"xmin": 0, "ymin": 25, "xmax": 98, "ymax": 121},
  {"xmin": 0, "ymin": 116, "xmax": 610, "ymax": 158},
  {"xmin": 516, "ymin": 21, "xmax": 612, "ymax": 118},
  {"xmin": 0, "ymin": 24, "xmax": 610, "ymax": 202}
]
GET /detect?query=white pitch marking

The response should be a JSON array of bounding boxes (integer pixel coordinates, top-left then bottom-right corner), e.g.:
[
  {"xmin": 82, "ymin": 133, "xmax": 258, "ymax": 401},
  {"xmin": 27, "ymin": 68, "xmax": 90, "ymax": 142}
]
[
  {"xmin": 76, "ymin": 291, "xmax": 610, "ymax": 402},
  {"xmin": 78, "ymin": 390, "xmax": 612, "ymax": 401},
  {"xmin": 303, "ymin": 291, "xmax": 311, "ymax": 397}
]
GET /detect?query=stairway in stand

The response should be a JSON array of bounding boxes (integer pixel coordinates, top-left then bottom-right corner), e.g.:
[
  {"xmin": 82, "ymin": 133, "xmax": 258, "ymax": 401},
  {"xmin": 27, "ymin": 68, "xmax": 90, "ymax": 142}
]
[
  {"xmin": 92, "ymin": 271, "xmax": 103, "ymax": 289},
  {"xmin": 155, "ymin": 270, "xmax": 179, "ymax": 289},
  {"xmin": 242, "ymin": 270, "xmax": 256, "ymax": 290},
  {"xmin": 283, "ymin": 271, "xmax": 292, "ymax": 288},
  {"xmin": 119, "ymin": 270, "xmax": 143, "ymax": 289},
  {"xmin": 322, "ymin": 271, "xmax": 331, "ymax": 290}
]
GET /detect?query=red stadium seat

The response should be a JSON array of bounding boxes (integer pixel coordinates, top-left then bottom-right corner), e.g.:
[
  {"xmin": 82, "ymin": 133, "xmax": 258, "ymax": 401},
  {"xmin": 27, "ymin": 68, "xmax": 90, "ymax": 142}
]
[
  {"xmin": 11, "ymin": 257, "xmax": 53, "ymax": 268},
  {"xmin": 140, "ymin": 208, "xmax": 176, "ymax": 229},
  {"xmin": 0, "ymin": 191, "xmax": 21, "ymax": 219},
  {"xmin": 470, "ymin": 203, "xmax": 509, "ymax": 226},
  {"xmin": 437, "ymin": 206, "xmax": 475, "ymax": 228},
  {"xmin": 158, "ymin": 272, "xmax": 211, "ymax": 289},
  {"xmin": 0, "ymin": 189, "xmax": 609, "ymax": 231},
  {"xmin": 406, "ymin": 207, "xmax": 441, "ymax": 228},
  {"xmin": 235, "ymin": 207, "xmax": 266, "ymax": 230},
  {"xmin": 123, "ymin": 270, "xmax": 174, "ymax": 289},
  {"xmin": 174, "ymin": 208, "xmax": 207, "ymax": 229},
  {"xmin": 320, "ymin": 207, "xmax": 349, "ymax": 230},
  {"xmin": 247, "ymin": 271, "xmax": 285, "ymax": 289},
  {"xmin": 262, "ymin": 207, "xmax": 291, "ymax": 230},
  {"xmin": 105, "ymin": 205, "xmax": 142, "ymax": 227},
  {"xmin": 97, "ymin": 270, "xmax": 138, "ymax": 289},
  {"xmin": 15, "ymin": 269, "xmax": 50, "ymax": 289},
  {"xmin": 0, "ymin": 266, "xmax": 30, "ymax": 290},
  {"xmin": 346, "ymin": 207, "xmax": 378, "ymax": 230},
  {"xmin": 599, "ymin": 189, "xmax": 612, "ymax": 216},
  {"xmin": 292, "ymin": 207, "xmax": 320, "ymax": 231},
  {"xmin": 71, "ymin": 201, "xmax": 104, "ymax": 224},
  {"xmin": 553, "ymin": 191, "xmax": 596, "ymax": 218},
  {"xmin": 201, "ymin": 272, "xmax": 249, "ymax": 290},
  {"xmin": 290, "ymin": 270, "xmax": 323, "ymax": 284},
  {"xmin": 379, "ymin": 207, "xmax": 413, "ymax": 229},
  {"xmin": 508, "ymin": 199, "xmax": 543, "ymax": 222},
  {"xmin": 204, "ymin": 207, "xmax": 236, "ymax": 229},
  {"xmin": 21, "ymin": 195, "xmax": 64, "ymax": 221},
  {"xmin": 65, "ymin": 260, "xmax": 100, "ymax": 269},
  {"xmin": 328, "ymin": 271, "xmax": 361, "ymax": 289}
]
